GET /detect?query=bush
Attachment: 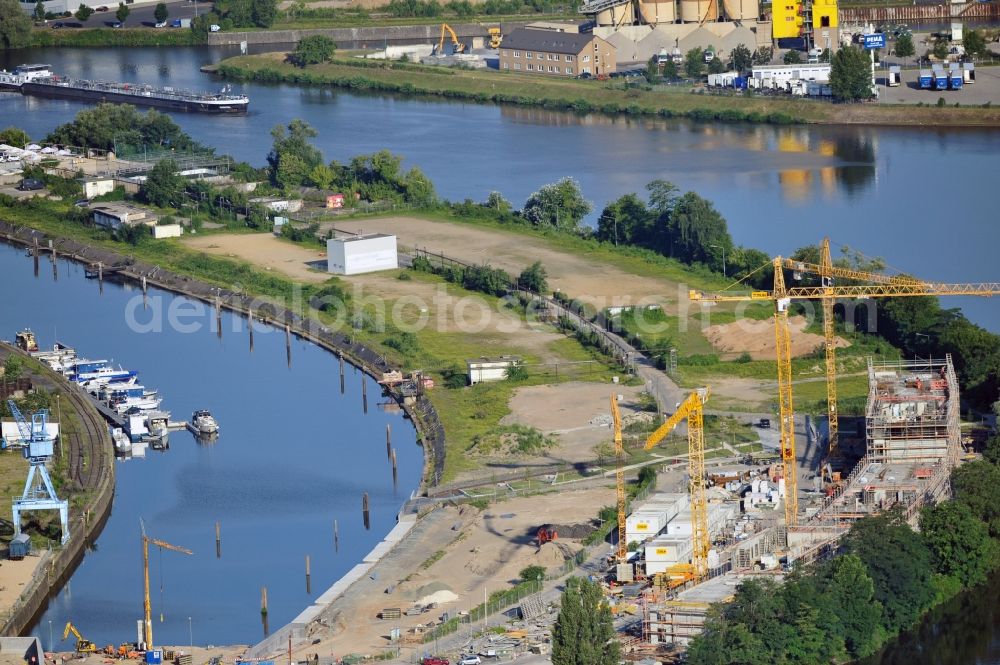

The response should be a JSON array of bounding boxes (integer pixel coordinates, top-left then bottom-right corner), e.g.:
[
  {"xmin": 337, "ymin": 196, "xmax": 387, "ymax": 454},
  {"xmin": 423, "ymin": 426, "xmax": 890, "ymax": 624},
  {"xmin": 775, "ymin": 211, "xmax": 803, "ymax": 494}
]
[{"xmin": 519, "ymin": 565, "xmax": 546, "ymax": 582}]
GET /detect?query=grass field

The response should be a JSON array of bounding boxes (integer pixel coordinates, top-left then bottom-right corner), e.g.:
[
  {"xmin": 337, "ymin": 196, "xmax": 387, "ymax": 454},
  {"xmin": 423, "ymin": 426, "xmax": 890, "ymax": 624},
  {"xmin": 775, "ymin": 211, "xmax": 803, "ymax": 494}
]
[{"xmin": 216, "ymin": 52, "xmax": 1000, "ymax": 127}]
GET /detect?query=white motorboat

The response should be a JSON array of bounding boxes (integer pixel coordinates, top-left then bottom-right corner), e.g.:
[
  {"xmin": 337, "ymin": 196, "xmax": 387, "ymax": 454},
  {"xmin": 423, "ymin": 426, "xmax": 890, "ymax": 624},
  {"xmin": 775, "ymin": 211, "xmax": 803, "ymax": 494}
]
[
  {"xmin": 188, "ymin": 409, "xmax": 219, "ymax": 435},
  {"xmin": 111, "ymin": 427, "xmax": 132, "ymax": 453},
  {"xmin": 145, "ymin": 411, "xmax": 170, "ymax": 440}
]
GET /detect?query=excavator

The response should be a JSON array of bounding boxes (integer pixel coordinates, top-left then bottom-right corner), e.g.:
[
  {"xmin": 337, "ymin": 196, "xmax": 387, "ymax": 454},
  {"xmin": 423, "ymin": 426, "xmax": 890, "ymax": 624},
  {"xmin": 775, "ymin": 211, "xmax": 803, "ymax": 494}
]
[
  {"xmin": 487, "ymin": 27, "xmax": 502, "ymax": 48},
  {"xmin": 62, "ymin": 622, "xmax": 98, "ymax": 654},
  {"xmin": 435, "ymin": 23, "xmax": 466, "ymax": 55}
]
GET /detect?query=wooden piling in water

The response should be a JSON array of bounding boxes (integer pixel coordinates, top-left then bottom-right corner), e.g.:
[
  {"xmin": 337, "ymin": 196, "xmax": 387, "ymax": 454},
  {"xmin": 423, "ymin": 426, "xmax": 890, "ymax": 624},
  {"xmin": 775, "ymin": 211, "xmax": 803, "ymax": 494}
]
[
  {"xmin": 362, "ymin": 375, "xmax": 368, "ymax": 414},
  {"xmin": 362, "ymin": 492, "xmax": 370, "ymax": 530},
  {"xmin": 285, "ymin": 324, "xmax": 292, "ymax": 368},
  {"xmin": 339, "ymin": 353, "xmax": 345, "ymax": 395},
  {"xmin": 386, "ymin": 424, "xmax": 392, "ymax": 460},
  {"xmin": 261, "ymin": 586, "xmax": 269, "ymax": 636},
  {"xmin": 216, "ymin": 298, "xmax": 222, "ymax": 339},
  {"xmin": 391, "ymin": 448, "xmax": 398, "ymax": 487},
  {"xmin": 334, "ymin": 519, "xmax": 339, "ymax": 553},
  {"xmin": 32, "ymin": 238, "xmax": 38, "ymax": 277},
  {"xmin": 216, "ymin": 521, "xmax": 221, "ymax": 559},
  {"xmin": 248, "ymin": 311, "xmax": 255, "ymax": 353},
  {"xmin": 305, "ymin": 555, "xmax": 311, "ymax": 594}
]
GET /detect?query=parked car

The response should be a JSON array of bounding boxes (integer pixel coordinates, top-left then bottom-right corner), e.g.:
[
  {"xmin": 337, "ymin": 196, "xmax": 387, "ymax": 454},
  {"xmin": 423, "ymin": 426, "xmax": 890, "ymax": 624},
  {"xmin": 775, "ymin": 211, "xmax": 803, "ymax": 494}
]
[
  {"xmin": 459, "ymin": 656, "xmax": 482, "ymax": 665},
  {"xmin": 73, "ymin": 199, "xmax": 89, "ymax": 207},
  {"xmin": 111, "ymin": 21, "xmax": 123, "ymax": 27},
  {"xmin": 50, "ymin": 21, "xmax": 64, "ymax": 28},
  {"xmin": 96, "ymin": 5, "xmax": 109, "ymax": 10},
  {"xmin": 18, "ymin": 178, "xmax": 45, "ymax": 191},
  {"xmin": 576, "ymin": 71, "xmax": 593, "ymax": 79},
  {"xmin": 209, "ymin": 23, "xmax": 221, "ymax": 31},
  {"xmin": 154, "ymin": 20, "xmax": 167, "ymax": 27},
  {"xmin": 421, "ymin": 658, "xmax": 449, "ymax": 665}
]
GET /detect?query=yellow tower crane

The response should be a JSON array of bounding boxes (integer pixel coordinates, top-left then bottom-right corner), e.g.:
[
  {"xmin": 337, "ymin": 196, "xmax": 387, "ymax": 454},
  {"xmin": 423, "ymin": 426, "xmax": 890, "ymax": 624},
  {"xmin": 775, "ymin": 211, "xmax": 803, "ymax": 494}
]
[
  {"xmin": 140, "ymin": 520, "xmax": 192, "ymax": 651},
  {"xmin": 691, "ymin": 256, "xmax": 1000, "ymax": 527},
  {"xmin": 611, "ymin": 394, "xmax": 628, "ymax": 563},
  {"xmin": 643, "ymin": 387, "xmax": 710, "ymax": 579}
]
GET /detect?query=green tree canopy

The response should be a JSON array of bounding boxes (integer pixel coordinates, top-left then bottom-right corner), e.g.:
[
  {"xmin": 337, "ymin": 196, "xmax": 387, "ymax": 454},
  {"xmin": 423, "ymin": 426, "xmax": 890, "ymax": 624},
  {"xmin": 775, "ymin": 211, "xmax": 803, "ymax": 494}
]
[
  {"xmin": 290, "ymin": 34, "xmax": 336, "ymax": 67},
  {"xmin": 3, "ymin": 355, "xmax": 24, "ymax": 384},
  {"xmin": 522, "ymin": 177, "xmax": 591, "ymax": 231},
  {"xmin": 920, "ymin": 500, "xmax": 999, "ymax": 586},
  {"xmin": 662, "ymin": 58, "xmax": 678, "ymax": 80},
  {"xmin": 551, "ymin": 577, "xmax": 620, "ymax": 665},
  {"xmin": 0, "ymin": 0, "xmax": 33, "ymax": 49},
  {"xmin": 214, "ymin": 0, "xmax": 276, "ymax": 27},
  {"xmin": 730, "ymin": 43, "xmax": 752, "ymax": 71},
  {"xmin": 783, "ymin": 49, "xmax": 802, "ymax": 64},
  {"xmin": 518, "ymin": 261, "xmax": 548, "ymax": 293},
  {"xmin": 46, "ymin": 104, "xmax": 202, "ymax": 153},
  {"xmin": 752, "ymin": 46, "xmax": 773, "ymax": 65},
  {"xmin": 33, "ymin": 0, "xmax": 46, "ymax": 21},
  {"xmin": 951, "ymin": 460, "xmax": 1000, "ymax": 538},
  {"xmin": 843, "ymin": 512, "xmax": 936, "ymax": 632},
  {"xmin": 684, "ymin": 47, "xmax": 705, "ymax": 78},
  {"xmin": 267, "ymin": 119, "xmax": 323, "ymax": 189},
  {"xmin": 895, "ymin": 33, "xmax": 915, "ymax": 60},
  {"xmin": 0, "ymin": 127, "xmax": 30, "ymax": 148},
  {"xmin": 708, "ymin": 56, "xmax": 726, "ymax": 74},
  {"xmin": 154, "ymin": 2, "xmax": 169, "ymax": 22},
  {"xmin": 75, "ymin": 3, "xmax": 94, "ymax": 21},
  {"xmin": 964, "ymin": 30, "xmax": 987, "ymax": 58},
  {"xmin": 140, "ymin": 159, "xmax": 186, "ymax": 208},
  {"xmin": 830, "ymin": 46, "xmax": 874, "ymax": 101},
  {"xmin": 115, "ymin": 2, "xmax": 129, "ymax": 22}
]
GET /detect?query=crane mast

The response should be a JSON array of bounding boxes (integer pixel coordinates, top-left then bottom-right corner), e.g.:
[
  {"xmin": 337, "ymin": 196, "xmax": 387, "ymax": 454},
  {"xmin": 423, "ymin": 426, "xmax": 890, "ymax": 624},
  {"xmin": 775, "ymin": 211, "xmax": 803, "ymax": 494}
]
[
  {"xmin": 643, "ymin": 388, "xmax": 711, "ymax": 578},
  {"xmin": 140, "ymin": 520, "xmax": 192, "ymax": 650},
  {"xmin": 611, "ymin": 394, "xmax": 628, "ymax": 563}
]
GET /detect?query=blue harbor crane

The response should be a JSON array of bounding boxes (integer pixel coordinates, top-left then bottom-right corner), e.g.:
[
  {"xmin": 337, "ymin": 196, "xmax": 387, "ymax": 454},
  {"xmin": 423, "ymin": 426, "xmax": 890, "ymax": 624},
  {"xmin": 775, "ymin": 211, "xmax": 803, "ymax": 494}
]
[{"xmin": 7, "ymin": 400, "xmax": 69, "ymax": 544}]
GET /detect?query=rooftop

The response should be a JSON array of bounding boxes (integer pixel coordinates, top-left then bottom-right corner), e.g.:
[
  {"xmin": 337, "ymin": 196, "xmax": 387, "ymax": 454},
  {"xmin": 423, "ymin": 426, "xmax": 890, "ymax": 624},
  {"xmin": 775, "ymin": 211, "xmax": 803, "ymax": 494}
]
[
  {"xmin": 329, "ymin": 233, "xmax": 395, "ymax": 243},
  {"xmin": 500, "ymin": 28, "xmax": 598, "ymax": 54}
]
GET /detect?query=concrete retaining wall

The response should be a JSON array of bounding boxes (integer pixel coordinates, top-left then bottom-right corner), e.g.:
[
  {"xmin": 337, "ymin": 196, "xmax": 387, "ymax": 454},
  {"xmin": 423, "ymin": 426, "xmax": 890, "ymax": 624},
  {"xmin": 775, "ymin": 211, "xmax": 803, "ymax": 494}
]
[{"xmin": 207, "ymin": 21, "xmax": 525, "ymax": 46}]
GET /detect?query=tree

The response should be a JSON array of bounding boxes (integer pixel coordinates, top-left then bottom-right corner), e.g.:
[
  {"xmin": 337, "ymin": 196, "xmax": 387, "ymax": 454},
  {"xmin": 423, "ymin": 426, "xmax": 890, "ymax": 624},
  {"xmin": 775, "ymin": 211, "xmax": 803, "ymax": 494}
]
[
  {"xmin": 708, "ymin": 56, "xmax": 726, "ymax": 74},
  {"xmin": 662, "ymin": 58, "xmax": 678, "ymax": 80},
  {"xmin": 522, "ymin": 177, "xmax": 591, "ymax": 231},
  {"xmin": 518, "ymin": 261, "xmax": 548, "ymax": 293},
  {"xmin": 308, "ymin": 163, "xmax": 334, "ymax": 190},
  {"xmin": 667, "ymin": 191, "xmax": 731, "ymax": 266},
  {"xmin": 895, "ymin": 32, "xmax": 915, "ymax": 63},
  {"xmin": 252, "ymin": 0, "xmax": 277, "ymax": 27},
  {"xmin": 984, "ymin": 433, "xmax": 1000, "ymax": 465},
  {"xmin": 964, "ymin": 30, "xmax": 987, "ymax": 58},
  {"xmin": 645, "ymin": 56, "xmax": 660, "ymax": 84},
  {"xmin": 596, "ymin": 193, "xmax": 650, "ymax": 246},
  {"xmin": 551, "ymin": 577, "xmax": 620, "ymax": 665},
  {"xmin": 75, "ymin": 3, "xmax": 94, "ymax": 21},
  {"xmin": 3, "ymin": 355, "xmax": 24, "ymax": 385},
  {"xmin": 115, "ymin": 2, "xmax": 129, "ymax": 22},
  {"xmin": 830, "ymin": 46, "xmax": 874, "ymax": 101},
  {"xmin": 684, "ymin": 47, "xmax": 705, "ymax": 78},
  {"xmin": 819, "ymin": 47, "xmax": 831, "ymax": 63},
  {"xmin": 47, "ymin": 104, "xmax": 202, "ymax": 153},
  {"xmin": 920, "ymin": 500, "xmax": 999, "ymax": 586},
  {"xmin": 843, "ymin": 512, "xmax": 936, "ymax": 632},
  {"xmin": 0, "ymin": 0, "xmax": 33, "ymax": 48},
  {"xmin": 932, "ymin": 40, "xmax": 949, "ymax": 60},
  {"xmin": 140, "ymin": 159, "xmax": 185, "ymax": 207},
  {"xmin": 33, "ymin": 0, "xmax": 46, "ymax": 21},
  {"xmin": 817, "ymin": 554, "xmax": 885, "ymax": 658},
  {"xmin": 752, "ymin": 46, "xmax": 773, "ymax": 65},
  {"xmin": 783, "ymin": 49, "xmax": 802, "ymax": 64},
  {"xmin": 154, "ymin": 1, "xmax": 168, "ymax": 22},
  {"xmin": 485, "ymin": 191, "xmax": 511, "ymax": 214},
  {"xmin": 951, "ymin": 461, "xmax": 1000, "ymax": 538},
  {"xmin": 290, "ymin": 34, "xmax": 336, "ymax": 67},
  {"xmin": 0, "ymin": 127, "xmax": 30, "ymax": 148},
  {"xmin": 519, "ymin": 565, "xmax": 546, "ymax": 582},
  {"xmin": 730, "ymin": 43, "xmax": 752, "ymax": 72},
  {"xmin": 267, "ymin": 119, "xmax": 323, "ymax": 189}
]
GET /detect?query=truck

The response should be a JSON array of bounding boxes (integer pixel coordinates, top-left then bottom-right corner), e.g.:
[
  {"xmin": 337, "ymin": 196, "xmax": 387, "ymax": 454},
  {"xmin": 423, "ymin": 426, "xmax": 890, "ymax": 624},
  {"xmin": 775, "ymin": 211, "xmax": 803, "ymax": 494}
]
[
  {"xmin": 171, "ymin": 18, "xmax": 191, "ymax": 28},
  {"xmin": 950, "ymin": 70, "xmax": 963, "ymax": 89},
  {"xmin": 934, "ymin": 71, "xmax": 949, "ymax": 90},
  {"xmin": 919, "ymin": 69, "xmax": 933, "ymax": 89}
]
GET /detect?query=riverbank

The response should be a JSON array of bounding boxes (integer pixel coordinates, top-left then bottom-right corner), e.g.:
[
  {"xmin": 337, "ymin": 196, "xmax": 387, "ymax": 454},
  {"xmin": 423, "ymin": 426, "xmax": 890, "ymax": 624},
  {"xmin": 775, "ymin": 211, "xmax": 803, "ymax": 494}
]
[
  {"xmin": 215, "ymin": 52, "xmax": 1000, "ymax": 127},
  {"xmin": 28, "ymin": 28, "xmax": 205, "ymax": 48},
  {"xmin": 0, "ymin": 343, "xmax": 115, "ymax": 638}
]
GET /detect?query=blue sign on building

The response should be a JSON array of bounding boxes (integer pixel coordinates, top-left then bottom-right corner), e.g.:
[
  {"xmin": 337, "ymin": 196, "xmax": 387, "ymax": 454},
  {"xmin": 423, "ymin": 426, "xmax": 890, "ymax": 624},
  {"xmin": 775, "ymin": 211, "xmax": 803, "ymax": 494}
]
[{"xmin": 863, "ymin": 33, "xmax": 886, "ymax": 49}]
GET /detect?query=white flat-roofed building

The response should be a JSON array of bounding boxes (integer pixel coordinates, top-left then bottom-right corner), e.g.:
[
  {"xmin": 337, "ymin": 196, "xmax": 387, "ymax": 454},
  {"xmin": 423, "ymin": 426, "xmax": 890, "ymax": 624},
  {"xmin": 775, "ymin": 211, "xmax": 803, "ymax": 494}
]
[{"xmin": 326, "ymin": 233, "xmax": 398, "ymax": 275}]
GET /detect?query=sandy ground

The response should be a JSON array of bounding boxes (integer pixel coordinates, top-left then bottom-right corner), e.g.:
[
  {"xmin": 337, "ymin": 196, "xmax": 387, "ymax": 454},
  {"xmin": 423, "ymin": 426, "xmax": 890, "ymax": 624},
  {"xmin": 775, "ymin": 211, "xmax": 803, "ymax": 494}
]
[
  {"xmin": 184, "ymin": 233, "xmax": 330, "ymax": 284},
  {"xmin": 0, "ymin": 554, "xmax": 43, "ymax": 616},
  {"xmin": 312, "ymin": 488, "xmax": 609, "ymax": 657},
  {"xmin": 322, "ymin": 217, "xmax": 678, "ymax": 310},
  {"xmin": 704, "ymin": 315, "xmax": 849, "ymax": 360},
  {"xmin": 501, "ymin": 382, "xmax": 646, "ymax": 463}
]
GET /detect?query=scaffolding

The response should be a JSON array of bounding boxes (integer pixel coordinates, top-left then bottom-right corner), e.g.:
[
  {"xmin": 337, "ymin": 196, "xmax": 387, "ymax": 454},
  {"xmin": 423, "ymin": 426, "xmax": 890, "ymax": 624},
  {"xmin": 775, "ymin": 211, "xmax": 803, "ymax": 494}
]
[{"xmin": 865, "ymin": 356, "xmax": 960, "ymax": 464}]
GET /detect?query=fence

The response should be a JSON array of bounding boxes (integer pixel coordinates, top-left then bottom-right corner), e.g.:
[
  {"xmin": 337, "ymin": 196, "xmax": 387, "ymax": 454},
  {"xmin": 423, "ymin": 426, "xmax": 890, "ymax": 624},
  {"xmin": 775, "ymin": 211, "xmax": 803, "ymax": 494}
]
[{"xmin": 421, "ymin": 579, "xmax": 544, "ymax": 643}]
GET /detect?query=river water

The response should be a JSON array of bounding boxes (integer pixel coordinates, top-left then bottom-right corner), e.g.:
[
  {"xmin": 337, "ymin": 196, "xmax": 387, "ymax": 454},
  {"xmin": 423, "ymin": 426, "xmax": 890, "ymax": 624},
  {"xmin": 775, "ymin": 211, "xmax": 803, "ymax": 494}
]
[
  {"xmin": 0, "ymin": 242, "xmax": 421, "ymax": 648},
  {"xmin": 2, "ymin": 46, "xmax": 1000, "ymax": 330},
  {"xmin": 2, "ymin": 44, "xmax": 1000, "ymax": 657}
]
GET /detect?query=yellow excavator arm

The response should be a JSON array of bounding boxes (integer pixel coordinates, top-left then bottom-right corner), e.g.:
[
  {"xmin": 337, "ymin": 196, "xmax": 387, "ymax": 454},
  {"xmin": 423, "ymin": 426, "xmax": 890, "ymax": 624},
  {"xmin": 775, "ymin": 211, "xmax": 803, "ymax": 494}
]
[
  {"xmin": 438, "ymin": 23, "xmax": 466, "ymax": 54},
  {"xmin": 62, "ymin": 622, "xmax": 79, "ymax": 641}
]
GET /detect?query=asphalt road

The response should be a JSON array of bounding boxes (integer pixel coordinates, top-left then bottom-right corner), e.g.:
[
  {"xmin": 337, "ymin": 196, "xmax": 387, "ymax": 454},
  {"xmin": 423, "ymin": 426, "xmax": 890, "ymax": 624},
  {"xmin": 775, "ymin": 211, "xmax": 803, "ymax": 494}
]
[{"xmin": 44, "ymin": 0, "xmax": 205, "ymax": 29}]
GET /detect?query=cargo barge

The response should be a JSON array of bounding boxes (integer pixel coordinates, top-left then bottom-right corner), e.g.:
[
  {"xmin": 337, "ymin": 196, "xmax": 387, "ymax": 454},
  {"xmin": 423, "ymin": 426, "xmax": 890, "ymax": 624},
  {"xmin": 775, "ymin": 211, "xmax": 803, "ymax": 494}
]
[{"xmin": 1, "ymin": 64, "xmax": 248, "ymax": 114}]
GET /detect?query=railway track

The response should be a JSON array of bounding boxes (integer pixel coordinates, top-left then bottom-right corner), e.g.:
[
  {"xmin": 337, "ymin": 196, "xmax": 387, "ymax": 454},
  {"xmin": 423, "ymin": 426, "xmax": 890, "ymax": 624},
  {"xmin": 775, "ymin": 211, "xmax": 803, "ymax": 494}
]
[{"xmin": 62, "ymin": 384, "xmax": 110, "ymax": 491}]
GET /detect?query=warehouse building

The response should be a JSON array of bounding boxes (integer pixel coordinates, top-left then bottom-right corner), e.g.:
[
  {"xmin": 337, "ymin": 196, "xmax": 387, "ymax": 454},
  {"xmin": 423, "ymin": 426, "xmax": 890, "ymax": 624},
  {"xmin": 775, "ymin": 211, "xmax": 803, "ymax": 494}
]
[{"xmin": 499, "ymin": 29, "xmax": 617, "ymax": 77}]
